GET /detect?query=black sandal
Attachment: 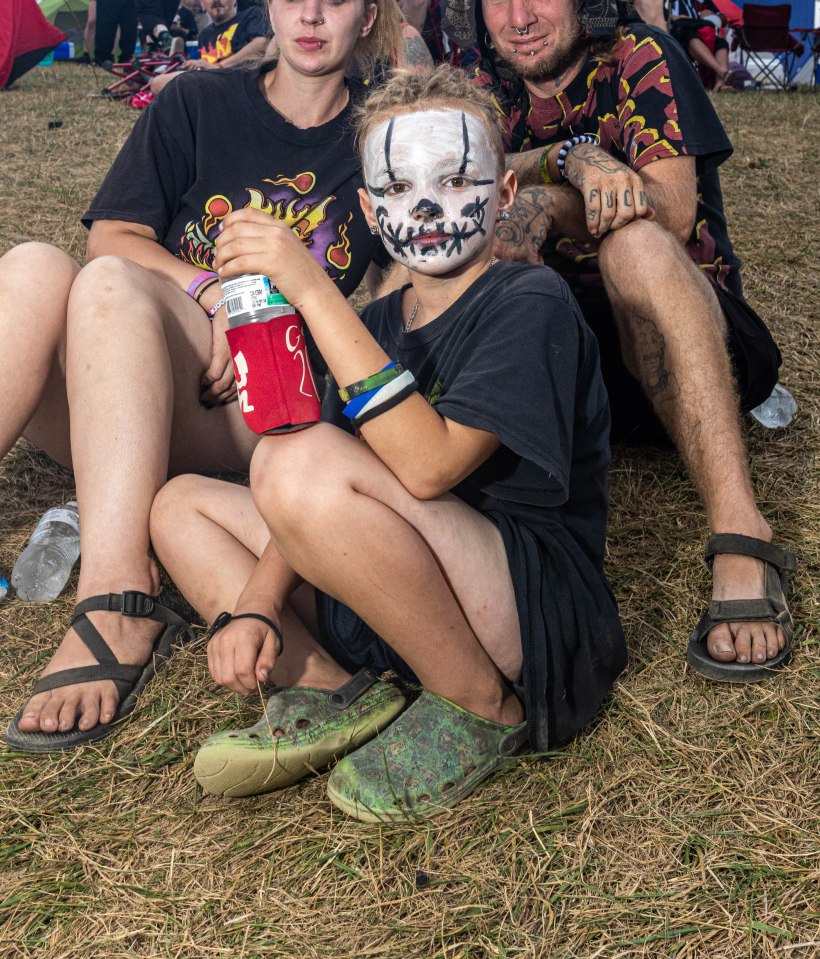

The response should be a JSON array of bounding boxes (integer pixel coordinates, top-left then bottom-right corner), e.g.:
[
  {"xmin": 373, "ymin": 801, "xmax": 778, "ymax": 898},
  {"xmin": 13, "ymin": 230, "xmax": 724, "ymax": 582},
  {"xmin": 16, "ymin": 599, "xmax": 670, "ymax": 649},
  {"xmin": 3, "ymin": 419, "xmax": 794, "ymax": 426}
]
[
  {"xmin": 687, "ymin": 534, "xmax": 797, "ymax": 683},
  {"xmin": 4, "ymin": 590, "xmax": 194, "ymax": 753}
]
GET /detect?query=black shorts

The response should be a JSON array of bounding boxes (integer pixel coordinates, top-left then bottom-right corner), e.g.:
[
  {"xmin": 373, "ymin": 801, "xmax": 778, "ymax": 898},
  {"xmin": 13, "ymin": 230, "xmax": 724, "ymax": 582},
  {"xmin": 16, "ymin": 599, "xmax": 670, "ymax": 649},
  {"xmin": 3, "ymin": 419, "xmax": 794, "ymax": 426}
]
[
  {"xmin": 314, "ymin": 590, "xmax": 530, "ymax": 720},
  {"xmin": 559, "ymin": 272, "xmax": 782, "ymax": 445}
]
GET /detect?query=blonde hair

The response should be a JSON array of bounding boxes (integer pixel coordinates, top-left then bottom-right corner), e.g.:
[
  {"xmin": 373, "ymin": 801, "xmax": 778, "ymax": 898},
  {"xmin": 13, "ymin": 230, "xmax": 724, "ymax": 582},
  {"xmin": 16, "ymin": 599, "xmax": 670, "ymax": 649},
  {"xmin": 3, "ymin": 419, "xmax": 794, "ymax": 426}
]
[
  {"xmin": 260, "ymin": 0, "xmax": 402, "ymax": 80},
  {"xmin": 353, "ymin": 65, "xmax": 507, "ymax": 177},
  {"xmin": 356, "ymin": 0, "xmax": 402, "ymax": 78}
]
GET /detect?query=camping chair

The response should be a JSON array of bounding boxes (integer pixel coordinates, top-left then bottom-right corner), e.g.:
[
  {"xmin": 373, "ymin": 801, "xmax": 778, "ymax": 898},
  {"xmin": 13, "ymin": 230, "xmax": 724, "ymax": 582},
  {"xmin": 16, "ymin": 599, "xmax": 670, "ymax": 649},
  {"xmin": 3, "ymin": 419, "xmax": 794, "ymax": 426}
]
[
  {"xmin": 102, "ymin": 50, "xmax": 183, "ymax": 98},
  {"xmin": 733, "ymin": 3, "xmax": 804, "ymax": 90}
]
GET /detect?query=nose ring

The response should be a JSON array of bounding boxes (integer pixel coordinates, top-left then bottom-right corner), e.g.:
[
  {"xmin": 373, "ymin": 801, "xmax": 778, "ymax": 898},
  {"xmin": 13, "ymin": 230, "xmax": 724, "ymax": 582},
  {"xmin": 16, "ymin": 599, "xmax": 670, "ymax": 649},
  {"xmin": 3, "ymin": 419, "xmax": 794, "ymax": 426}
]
[{"xmin": 515, "ymin": 25, "xmax": 529, "ymax": 35}]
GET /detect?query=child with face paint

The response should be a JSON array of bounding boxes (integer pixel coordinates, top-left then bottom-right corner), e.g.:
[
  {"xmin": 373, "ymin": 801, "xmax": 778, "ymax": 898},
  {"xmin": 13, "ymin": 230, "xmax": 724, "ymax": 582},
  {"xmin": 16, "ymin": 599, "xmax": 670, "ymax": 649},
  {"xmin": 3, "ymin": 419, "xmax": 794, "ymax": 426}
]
[{"xmin": 150, "ymin": 65, "xmax": 627, "ymax": 821}]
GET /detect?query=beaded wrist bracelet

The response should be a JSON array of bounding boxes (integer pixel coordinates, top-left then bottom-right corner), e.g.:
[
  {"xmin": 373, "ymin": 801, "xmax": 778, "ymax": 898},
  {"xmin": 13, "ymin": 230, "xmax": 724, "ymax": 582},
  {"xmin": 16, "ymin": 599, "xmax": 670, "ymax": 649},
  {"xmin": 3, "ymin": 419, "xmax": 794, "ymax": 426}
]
[
  {"xmin": 207, "ymin": 297, "xmax": 226, "ymax": 319},
  {"xmin": 556, "ymin": 134, "xmax": 600, "ymax": 181}
]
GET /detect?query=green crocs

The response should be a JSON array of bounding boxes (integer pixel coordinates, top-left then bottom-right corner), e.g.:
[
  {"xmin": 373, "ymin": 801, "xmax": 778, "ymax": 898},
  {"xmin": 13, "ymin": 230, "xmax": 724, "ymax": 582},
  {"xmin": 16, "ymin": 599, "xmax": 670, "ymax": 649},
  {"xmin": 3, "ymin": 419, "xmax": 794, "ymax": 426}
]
[
  {"xmin": 326, "ymin": 689, "xmax": 527, "ymax": 822},
  {"xmin": 194, "ymin": 669, "xmax": 406, "ymax": 798}
]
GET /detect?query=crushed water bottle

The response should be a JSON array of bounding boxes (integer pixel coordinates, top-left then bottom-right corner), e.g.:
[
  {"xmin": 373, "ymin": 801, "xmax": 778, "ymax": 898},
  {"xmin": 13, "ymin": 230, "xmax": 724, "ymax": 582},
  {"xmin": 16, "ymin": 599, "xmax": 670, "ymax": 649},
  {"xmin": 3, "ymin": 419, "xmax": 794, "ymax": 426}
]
[
  {"xmin": 0, "ymin": 577, "xmax": 7, "ymax": 602},
  {"xmin": 750, "ymin": 383, "xmax": 797, "ymax": 429},
  {"xmin": 11, "ymin": 502, "xmax": 80, "ymax": 602}
]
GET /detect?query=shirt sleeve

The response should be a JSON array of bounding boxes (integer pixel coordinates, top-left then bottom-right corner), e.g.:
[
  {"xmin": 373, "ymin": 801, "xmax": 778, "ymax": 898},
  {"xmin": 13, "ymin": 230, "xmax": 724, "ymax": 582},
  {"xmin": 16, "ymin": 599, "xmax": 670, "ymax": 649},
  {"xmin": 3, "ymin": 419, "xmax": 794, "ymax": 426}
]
[
  {"xmin": 434, "ymin": 274, "xmax": 583, "ymax": 496},
  {"xmin": 235, "ymin": 7, "xmax": 270, "ymax": 48},
  {"xmin": 607, "ymin": 28, "xmax": 732, "ymax": 173},
  {"xmin": 82, "ymin": 79, "xmax": 197, "ymax": 241}
]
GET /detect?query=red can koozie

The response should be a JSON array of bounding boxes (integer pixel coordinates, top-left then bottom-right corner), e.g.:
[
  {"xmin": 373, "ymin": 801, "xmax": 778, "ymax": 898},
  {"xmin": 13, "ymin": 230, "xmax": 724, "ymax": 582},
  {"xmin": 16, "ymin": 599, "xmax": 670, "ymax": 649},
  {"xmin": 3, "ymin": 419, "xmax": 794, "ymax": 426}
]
[{"xmin": 225, "ymin": 312, "xmax": 321, "ymax": 434}]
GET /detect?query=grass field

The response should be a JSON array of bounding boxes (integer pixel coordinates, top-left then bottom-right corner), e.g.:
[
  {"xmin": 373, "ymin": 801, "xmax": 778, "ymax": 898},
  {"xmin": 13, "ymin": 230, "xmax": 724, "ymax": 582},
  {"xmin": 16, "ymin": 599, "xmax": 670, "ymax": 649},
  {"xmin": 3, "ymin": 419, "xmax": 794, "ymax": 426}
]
[{"xmin": 0, "ymin": 64, "xmax": 818, "ymax": 959}]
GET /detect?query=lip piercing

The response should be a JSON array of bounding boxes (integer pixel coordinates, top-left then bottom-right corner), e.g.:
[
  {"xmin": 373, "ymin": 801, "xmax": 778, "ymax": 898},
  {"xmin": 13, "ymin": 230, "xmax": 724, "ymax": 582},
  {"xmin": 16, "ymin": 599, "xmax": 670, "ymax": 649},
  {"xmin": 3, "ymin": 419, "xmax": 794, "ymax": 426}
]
[{"xmin": 514, "ymin": 25, "xmax": 529, "ymax": 35}]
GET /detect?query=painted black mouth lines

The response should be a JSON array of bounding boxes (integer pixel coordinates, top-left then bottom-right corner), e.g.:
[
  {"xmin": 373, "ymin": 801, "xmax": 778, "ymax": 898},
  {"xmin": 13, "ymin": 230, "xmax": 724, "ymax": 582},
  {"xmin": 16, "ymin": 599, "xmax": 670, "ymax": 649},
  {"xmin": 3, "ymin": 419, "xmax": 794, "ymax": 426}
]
[{"xmin": 375, "ymin": 196, "xmax": 489, "ymax": 260}]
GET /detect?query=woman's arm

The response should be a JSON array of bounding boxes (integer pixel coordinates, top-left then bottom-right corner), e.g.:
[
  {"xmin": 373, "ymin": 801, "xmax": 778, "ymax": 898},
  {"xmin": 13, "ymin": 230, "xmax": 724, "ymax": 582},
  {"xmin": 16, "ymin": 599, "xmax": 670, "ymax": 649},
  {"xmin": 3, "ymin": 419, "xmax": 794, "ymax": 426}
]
[{"xmin": 215, "ymin": 209, "xmax": 500, "ymax": 499}]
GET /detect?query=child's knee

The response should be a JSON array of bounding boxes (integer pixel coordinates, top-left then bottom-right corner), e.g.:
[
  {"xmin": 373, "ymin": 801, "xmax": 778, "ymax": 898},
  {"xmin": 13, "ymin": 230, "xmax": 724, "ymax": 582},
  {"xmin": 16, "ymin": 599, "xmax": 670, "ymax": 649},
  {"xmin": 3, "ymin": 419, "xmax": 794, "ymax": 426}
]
[{"xmin": 150, "ymin": 474, "xmax": 203, "ymax": 541}]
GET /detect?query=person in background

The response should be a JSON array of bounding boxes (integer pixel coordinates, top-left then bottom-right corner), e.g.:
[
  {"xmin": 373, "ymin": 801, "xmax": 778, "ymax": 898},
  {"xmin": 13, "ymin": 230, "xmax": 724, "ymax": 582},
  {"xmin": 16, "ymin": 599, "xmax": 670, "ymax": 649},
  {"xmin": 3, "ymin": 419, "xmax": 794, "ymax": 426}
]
[
  {"xmin": 80, "ymin": 0, "xmax": 97, "ymax": 63},
  {"xmin": 170, "ymin": 0, "xmax": 200, "ymax": 42},
  {"xmin": 150, "ymin": 0, "xmax": 269, "ymax": 95},
  {"xmin": 399, "ymin": 0, "xmax": 479, "ymax": 64},
  {"xmin": 136, "ymin": 0, "xmax": 182, "ymax": 52},
  {"xmin": 669, "ymin": 0, "xmax": 734, "ymax": 91},
  {"xmin": 95, "ymin": 0, "xmax": 137, "ymax": 65}
]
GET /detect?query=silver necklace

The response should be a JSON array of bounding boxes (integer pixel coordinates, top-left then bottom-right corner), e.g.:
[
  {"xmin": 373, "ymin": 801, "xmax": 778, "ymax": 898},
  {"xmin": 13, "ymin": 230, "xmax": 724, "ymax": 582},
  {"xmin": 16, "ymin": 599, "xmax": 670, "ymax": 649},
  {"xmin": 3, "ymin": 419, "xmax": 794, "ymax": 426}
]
[{"xmin": 404, "ymin": 257, "xmax": 497, "ymax": 333}]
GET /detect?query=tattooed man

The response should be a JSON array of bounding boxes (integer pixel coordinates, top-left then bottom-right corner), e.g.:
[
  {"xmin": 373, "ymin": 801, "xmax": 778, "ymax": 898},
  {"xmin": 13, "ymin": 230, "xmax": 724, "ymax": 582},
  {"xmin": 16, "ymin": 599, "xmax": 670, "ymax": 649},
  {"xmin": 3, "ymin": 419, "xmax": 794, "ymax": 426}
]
[{"xmin": 438, "ymin": 0, "xmax": 796, "ymax": 681}]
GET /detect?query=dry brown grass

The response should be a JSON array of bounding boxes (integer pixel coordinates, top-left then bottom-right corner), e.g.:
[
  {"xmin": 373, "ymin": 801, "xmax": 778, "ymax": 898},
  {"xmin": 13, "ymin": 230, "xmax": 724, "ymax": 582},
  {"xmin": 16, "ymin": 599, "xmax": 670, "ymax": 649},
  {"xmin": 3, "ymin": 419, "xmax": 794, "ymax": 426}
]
[{"xmin": 0, "ymin": 66, "xmax": 818, "ymax": 959}]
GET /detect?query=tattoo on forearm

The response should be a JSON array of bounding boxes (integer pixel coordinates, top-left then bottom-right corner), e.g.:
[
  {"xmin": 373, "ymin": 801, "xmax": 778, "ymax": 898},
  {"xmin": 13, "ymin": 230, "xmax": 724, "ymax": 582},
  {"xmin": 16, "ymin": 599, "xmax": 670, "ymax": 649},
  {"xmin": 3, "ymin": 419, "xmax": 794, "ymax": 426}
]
[
  {"xmin": 402, "ymin": 36, "xmax": 434, "ymax": 68},
  {"xmin": 494, "ymin": 187, "xmax": 550, "ymax": 255}
]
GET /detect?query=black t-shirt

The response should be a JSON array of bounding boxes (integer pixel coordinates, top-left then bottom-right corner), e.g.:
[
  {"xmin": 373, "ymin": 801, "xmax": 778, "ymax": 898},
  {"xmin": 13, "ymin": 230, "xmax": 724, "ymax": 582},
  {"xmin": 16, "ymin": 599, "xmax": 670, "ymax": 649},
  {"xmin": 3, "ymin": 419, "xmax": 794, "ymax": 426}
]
[
  {"xmin": 172, "ymin": 7, "xmax": 198, "ymax": 42},
  {"xmin": 197, "ymin": 7, "xmax": 268, "ymax": 62},
  {"xmin": 83, "ymin": 66, "xmax": 383, "ymax": 301},
  {"xmin": 324, "ymin": 261, "xmax": 612, "ymax": 567},
  {"xmin": 474, "ymin": 24, "xmax": 743, "ymax": 296}
]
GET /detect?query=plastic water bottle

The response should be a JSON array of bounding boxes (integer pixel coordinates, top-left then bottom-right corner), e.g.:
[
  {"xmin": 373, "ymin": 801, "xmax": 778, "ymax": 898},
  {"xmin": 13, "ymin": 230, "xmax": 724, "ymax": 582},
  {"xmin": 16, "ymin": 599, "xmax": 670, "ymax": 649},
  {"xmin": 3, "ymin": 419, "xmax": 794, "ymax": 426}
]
[
  {"xmin": 750, "ymin": 383, "xmax": 798, "ymax": 429},
  {"xmin": 0, "ymin": 577, "xmax": 8, "ymax": 603},
  {"xmin": 222, "ymin": 274, "xmax": 296, "ymax": 329},
  {"xmin": 11, "ymin": 502, "xmax": 81, "ymax": 602}
]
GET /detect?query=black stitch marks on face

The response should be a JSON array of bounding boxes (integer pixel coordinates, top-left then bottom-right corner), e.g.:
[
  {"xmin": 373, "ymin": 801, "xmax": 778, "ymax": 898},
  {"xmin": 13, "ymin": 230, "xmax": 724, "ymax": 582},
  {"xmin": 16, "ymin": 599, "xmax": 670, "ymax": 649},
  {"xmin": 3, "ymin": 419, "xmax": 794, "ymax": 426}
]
[
  {"xmin": 460, "ymin": 195, "xmax": 489, "ymax": 220},
  {"xmin": 375, "ymin": 194, "xmax": 489, "ymax": 261}
]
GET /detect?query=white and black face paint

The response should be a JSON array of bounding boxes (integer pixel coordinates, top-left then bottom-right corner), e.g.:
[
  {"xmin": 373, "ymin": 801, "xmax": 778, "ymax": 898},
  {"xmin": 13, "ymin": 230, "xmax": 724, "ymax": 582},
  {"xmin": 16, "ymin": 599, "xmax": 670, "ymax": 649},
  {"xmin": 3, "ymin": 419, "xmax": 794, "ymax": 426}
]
[{"xmin": 363, "ymin": 109, "xmax": 499, "ymax": 275}]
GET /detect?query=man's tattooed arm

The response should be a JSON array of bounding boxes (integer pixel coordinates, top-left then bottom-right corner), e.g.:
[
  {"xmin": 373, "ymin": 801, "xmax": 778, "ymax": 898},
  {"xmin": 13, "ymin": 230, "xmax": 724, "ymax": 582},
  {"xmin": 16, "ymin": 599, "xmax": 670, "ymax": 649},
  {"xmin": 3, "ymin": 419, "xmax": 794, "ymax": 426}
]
[
  {"xmin": 398, "ymin": 28, "xmax": 434, "ymax": 72},
  {"xmin": 493, "ymin": 185, "xmax": 595, "ymax": 263}
]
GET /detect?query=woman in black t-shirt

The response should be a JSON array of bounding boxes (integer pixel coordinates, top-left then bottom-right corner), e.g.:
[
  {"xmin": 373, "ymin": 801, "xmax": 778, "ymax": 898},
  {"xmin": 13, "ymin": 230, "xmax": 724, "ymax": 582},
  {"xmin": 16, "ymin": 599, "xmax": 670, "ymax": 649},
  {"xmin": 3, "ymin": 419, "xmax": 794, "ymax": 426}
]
[
  {"xmin": 2, "ymin": 0, "xmax": 402, "ymax": 755},
  {"xmin": 149, "ymin": 67, "xmax": 626, "ymax": 821}
]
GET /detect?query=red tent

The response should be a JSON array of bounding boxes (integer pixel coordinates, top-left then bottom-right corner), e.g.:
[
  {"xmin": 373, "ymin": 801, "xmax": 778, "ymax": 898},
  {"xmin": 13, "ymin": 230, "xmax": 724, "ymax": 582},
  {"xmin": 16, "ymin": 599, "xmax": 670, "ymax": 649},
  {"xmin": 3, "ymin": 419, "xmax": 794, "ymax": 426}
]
[{"xmin": 1, "ymin": 0, "xmax": 66, "ymax": 89}]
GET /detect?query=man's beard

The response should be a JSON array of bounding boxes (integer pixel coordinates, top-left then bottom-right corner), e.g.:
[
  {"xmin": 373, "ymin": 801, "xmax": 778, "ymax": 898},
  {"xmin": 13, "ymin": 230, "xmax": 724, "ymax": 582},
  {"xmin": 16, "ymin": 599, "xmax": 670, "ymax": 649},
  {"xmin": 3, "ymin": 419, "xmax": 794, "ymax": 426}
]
[{"xmin": 498, "ymin": 26, "xmax": 587, "ymax": 83}]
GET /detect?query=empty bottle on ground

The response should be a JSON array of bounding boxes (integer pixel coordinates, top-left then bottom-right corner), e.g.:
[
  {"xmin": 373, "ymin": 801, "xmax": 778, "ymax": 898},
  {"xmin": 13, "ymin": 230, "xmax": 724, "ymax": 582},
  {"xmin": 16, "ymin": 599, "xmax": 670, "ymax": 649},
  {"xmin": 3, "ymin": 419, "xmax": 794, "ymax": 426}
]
[
  {"xmin": 750, "ymin": 383, "xmax": 798, "ymax": 429},
  {"xmin": 11, "ymin": 502, "xmax": 81, "ymax": 602}
]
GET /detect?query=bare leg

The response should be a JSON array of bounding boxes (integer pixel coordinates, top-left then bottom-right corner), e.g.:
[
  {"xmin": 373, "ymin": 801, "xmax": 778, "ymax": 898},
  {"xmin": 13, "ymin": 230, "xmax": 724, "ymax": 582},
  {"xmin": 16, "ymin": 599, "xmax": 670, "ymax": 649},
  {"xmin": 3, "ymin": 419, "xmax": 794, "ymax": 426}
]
[
  {"xmin": 17, "ymin": 256, "xmax": 259, "ymax": 736},
  {"xmin": 249, "ymin": 424, "xmax": 525, "ymax": 727},
  {"xmin": 687, "ymin": 37, "xmax": 730, "ymax": 80},
  {"xmin": 0, "ymin": 243, "xmax": 77, "ymax": 466},
  {"xmin": 83, "ymin": 0, "xmax": 97, "ymax": 59},
  {"xmin": 598, "ymin": 220, "xmax": 784, "ymax": 667},
  {"xmin": 150, "ymin": 474, "xmax": 351, "ymax": 691}
]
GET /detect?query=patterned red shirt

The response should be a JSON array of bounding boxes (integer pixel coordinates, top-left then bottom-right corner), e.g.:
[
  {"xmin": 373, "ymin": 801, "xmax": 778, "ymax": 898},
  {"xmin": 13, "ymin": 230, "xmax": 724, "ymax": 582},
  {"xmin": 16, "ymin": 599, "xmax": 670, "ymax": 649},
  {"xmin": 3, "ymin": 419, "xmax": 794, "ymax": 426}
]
[{"xmin": 473, "ymin": 25, "xmax": 742, "ymax": 293}]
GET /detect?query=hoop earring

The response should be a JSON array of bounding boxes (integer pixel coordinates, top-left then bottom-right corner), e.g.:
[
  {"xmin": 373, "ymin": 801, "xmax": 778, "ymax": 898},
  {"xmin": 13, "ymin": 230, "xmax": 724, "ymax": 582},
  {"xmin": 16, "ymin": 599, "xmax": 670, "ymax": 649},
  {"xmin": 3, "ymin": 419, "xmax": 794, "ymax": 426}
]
[{"xmin": 484, "ymin": 31, "xmax": 495, "ymax": 50}]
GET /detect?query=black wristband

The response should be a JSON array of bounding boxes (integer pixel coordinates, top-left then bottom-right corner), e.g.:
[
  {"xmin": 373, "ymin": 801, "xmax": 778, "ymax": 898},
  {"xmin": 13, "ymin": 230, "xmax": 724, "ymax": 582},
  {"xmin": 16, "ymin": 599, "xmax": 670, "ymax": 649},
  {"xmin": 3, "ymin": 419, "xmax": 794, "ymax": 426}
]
[
  {"xmin": 208, "ymin": 611, "xmax": 284, "ymax": 656},
  {"xmin": 352, "ymin": 379, "xmax": 419, "ymax": 428},
  {"xmin": 194, "ymin": 277, "xmax": 220, "ymax": 303}
]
